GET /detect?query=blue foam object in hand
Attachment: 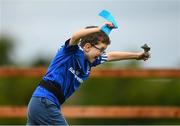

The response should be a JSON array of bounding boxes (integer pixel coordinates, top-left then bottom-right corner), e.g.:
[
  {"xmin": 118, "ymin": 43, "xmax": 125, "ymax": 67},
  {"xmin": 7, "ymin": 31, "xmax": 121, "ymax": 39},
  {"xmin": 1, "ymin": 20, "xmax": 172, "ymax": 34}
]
[{"xmin": 99, "ymin": 10, "xmax": 118, "ymax": 35}]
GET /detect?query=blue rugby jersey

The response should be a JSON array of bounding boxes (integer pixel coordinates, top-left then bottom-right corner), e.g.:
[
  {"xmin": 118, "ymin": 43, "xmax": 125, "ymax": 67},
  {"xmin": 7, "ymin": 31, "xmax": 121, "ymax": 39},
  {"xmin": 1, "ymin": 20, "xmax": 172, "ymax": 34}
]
[{"xmin": 32, "ymin": 39, "xmax": 108, "ymax": 106}]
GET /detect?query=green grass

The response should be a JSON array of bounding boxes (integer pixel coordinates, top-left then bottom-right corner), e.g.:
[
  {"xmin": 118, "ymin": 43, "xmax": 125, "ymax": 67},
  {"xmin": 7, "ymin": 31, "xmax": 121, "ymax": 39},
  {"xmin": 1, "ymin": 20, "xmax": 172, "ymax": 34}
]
[{"xmin": 0, "ymin": 77, "xmax": 180, "ymax": 124}]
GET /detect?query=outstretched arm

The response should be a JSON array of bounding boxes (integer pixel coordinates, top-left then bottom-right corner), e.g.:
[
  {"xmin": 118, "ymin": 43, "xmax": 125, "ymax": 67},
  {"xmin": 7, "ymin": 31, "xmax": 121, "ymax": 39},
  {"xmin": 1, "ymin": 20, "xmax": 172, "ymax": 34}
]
[{"xmin": 107, "ymin": 51, "xmax": 150, "ymax": 61}]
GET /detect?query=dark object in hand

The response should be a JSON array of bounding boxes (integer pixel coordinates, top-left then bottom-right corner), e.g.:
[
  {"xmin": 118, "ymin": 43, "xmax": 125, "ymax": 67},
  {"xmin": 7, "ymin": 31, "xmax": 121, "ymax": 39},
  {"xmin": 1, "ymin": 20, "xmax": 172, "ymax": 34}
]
[{"xmin": 141, "ymin": 44, "xmax": 150, "ymax": 52}]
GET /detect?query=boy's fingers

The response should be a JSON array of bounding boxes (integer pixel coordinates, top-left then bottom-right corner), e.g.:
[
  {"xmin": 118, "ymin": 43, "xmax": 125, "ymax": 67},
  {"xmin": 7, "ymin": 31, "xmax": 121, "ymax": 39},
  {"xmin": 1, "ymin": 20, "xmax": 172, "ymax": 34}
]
[
  {"xmin": 143, "ymin": 52, "xmax": 151, "ymax": 61},
  {"xmin": 104, "ymin": 21, "xmax": 114, "ymax": 28},
  {"xmin": 144, "ymin": 52, "xmax": 150, "ymax": 58}
]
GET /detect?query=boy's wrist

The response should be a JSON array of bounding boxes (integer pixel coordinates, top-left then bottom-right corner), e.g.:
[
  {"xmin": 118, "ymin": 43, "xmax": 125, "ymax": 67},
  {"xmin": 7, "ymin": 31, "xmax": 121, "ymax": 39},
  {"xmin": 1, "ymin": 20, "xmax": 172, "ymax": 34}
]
[
  {"xmin": 97, "ymin": 27, "xmax": 101, "ymax": 31},
  {"xmin": 135, "ymin": 53, "xmax": 141, "ymax": 60}
]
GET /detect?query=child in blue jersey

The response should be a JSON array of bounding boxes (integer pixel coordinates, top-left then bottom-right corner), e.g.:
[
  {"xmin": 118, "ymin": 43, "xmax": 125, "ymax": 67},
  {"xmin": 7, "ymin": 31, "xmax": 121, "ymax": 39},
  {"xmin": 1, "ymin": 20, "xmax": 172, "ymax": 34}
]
[{"xmin": 27, "ymin": 22, "xmax": 150, "ymax": 125}]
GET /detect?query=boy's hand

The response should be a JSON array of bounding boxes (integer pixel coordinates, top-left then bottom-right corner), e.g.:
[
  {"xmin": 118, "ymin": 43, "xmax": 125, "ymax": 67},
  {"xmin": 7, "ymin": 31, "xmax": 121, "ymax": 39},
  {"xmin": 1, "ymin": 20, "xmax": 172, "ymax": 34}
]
[
  {"xmin": 102, "ymin": 21, "xmax": 114, "ymax": 28},
  {"xmin": 100, "ymin": 21, "xmax": 115, "ymax": 35},
  {"xmin": 136, "ymin": 52, "xmax": 151, "ymax": 61}
]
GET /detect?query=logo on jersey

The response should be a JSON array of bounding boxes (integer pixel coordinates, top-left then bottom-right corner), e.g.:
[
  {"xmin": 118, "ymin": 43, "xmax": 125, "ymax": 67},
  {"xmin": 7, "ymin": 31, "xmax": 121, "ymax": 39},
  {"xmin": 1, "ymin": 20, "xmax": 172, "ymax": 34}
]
[{"xmin": 68, "ymin": 67, "xmax": 83, "ymax": 83}]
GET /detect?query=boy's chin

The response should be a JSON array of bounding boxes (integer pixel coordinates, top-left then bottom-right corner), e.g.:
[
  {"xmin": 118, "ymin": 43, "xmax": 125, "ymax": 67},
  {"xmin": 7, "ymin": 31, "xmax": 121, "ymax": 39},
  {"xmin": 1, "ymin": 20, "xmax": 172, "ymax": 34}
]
[{"xmin": 88, "ymin": 58, "xmax": 96, "ymax": 63}]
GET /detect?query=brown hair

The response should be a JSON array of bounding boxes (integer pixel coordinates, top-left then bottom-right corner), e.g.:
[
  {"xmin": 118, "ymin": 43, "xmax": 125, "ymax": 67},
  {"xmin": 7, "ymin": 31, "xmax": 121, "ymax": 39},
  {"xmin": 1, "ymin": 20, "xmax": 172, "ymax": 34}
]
[{"xmin": 79, "ymin": 26, "xmax": 111, "ymax": 47}]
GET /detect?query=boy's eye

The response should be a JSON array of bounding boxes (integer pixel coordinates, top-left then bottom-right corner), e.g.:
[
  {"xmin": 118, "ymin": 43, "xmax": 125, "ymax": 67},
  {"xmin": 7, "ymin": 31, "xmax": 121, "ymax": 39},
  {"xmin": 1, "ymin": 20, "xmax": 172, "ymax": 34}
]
[
  {"xmin": 92, "ymin": 45, "xmax": 105, "ymax": 53},
  {"xmin": 100, "ymin": 48, "xmax": 105, "ymax": 52}
]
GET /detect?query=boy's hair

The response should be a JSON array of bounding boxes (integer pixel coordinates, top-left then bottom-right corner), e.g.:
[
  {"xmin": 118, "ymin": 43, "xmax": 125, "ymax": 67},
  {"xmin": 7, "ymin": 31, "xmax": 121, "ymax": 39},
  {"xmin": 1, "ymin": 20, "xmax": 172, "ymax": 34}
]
[{"xmin": 79, "ymin": 26, "xmax": 111, "ymax": 47}]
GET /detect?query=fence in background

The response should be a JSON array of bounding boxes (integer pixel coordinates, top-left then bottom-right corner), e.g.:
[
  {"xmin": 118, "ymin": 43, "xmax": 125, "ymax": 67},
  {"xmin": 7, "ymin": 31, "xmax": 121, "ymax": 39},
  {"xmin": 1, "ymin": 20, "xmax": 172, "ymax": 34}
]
[
  {"xmin": 0, "ymin": 67, "xmax": 180, "ymax": 78},
  {"xmin": 1, "ymin": 106, "xmax": 180, "ymax": 118},
  {"xmin": 0, "ymin": 67, "xmax": 180, "ymax": 118}
]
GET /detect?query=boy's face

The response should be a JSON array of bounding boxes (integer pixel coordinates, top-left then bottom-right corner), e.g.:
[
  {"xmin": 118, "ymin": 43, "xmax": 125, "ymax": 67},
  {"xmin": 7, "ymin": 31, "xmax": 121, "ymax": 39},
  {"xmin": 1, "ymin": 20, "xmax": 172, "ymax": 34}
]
[{"xmin": 83, "ymin": 42, "xmax": 108, "ymax": 63}]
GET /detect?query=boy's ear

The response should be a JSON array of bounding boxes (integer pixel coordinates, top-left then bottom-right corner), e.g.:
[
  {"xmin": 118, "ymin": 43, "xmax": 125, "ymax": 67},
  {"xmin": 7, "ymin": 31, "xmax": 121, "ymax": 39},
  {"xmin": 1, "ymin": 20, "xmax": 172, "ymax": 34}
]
[{"xmin": 83, "ymin": 43, "xmax": 92, "ymax": 52}]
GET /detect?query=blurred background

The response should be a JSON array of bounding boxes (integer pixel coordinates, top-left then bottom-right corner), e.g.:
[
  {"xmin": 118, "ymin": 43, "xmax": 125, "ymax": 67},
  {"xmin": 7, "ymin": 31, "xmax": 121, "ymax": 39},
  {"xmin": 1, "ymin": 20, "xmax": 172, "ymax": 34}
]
[{"xmin": 0, "ymin": 0, "xmax": 180, "ymax": 124}]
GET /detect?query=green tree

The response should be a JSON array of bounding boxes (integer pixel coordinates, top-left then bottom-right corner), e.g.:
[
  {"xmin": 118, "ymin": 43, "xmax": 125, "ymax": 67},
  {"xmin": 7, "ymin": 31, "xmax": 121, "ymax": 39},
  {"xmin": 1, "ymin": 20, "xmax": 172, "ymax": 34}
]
[
  {"xmin": 0, "ymin": 35, "xmax": 15, "ymax": 65},
  {"xmin": 31, "ymin": 56, "xmax": 51, "ymax": 67}
]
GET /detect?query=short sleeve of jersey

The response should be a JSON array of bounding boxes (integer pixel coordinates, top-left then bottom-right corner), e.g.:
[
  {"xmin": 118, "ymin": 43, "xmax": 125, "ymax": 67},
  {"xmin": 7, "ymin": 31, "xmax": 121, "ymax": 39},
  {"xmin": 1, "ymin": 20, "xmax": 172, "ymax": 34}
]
[
  {"xmin": 60, "ymin": 39, "xmax": 79, "ymax": 53},
  {"xmin": 91, "ymin": 53, "xmax": 108, "ymax": 67}
]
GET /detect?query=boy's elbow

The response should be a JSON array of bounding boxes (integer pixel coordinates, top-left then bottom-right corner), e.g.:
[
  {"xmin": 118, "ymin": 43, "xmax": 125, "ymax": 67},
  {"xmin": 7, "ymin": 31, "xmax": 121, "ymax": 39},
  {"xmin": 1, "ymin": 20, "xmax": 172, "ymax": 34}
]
[
  {"xmin": 107, "ymin": 52, "xmax": 119, "ymax": 61},
  {"xmin": 107, "ymin": 53, "xmax": 114, "ymax": 61},
  {"xmin": 70, "ymin": 33, "xmax": 79, "ymax": 45}
]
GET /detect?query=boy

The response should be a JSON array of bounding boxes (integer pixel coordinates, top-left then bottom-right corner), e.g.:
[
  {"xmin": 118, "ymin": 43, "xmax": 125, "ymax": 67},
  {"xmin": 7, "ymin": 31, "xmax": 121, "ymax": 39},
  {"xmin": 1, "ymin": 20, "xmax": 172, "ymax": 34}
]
[{"xmin": 27, "ymin": 22, "xmax": 150, "ymax": 125}]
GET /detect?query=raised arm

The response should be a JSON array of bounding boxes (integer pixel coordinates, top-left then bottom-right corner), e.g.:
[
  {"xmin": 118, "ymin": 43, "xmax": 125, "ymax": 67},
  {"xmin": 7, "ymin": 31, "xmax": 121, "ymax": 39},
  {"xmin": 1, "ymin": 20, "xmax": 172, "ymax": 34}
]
[
  {"xmin": 107, "ymin": 51, "xmax": 150, "ymax": 61},
  {"xmin": 69, "ymin": 22, "xmax": 114, "ymax": 46},
  {"xmin": 69, "ymin": 27, "xmax": 101, "ymax": 46}
]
